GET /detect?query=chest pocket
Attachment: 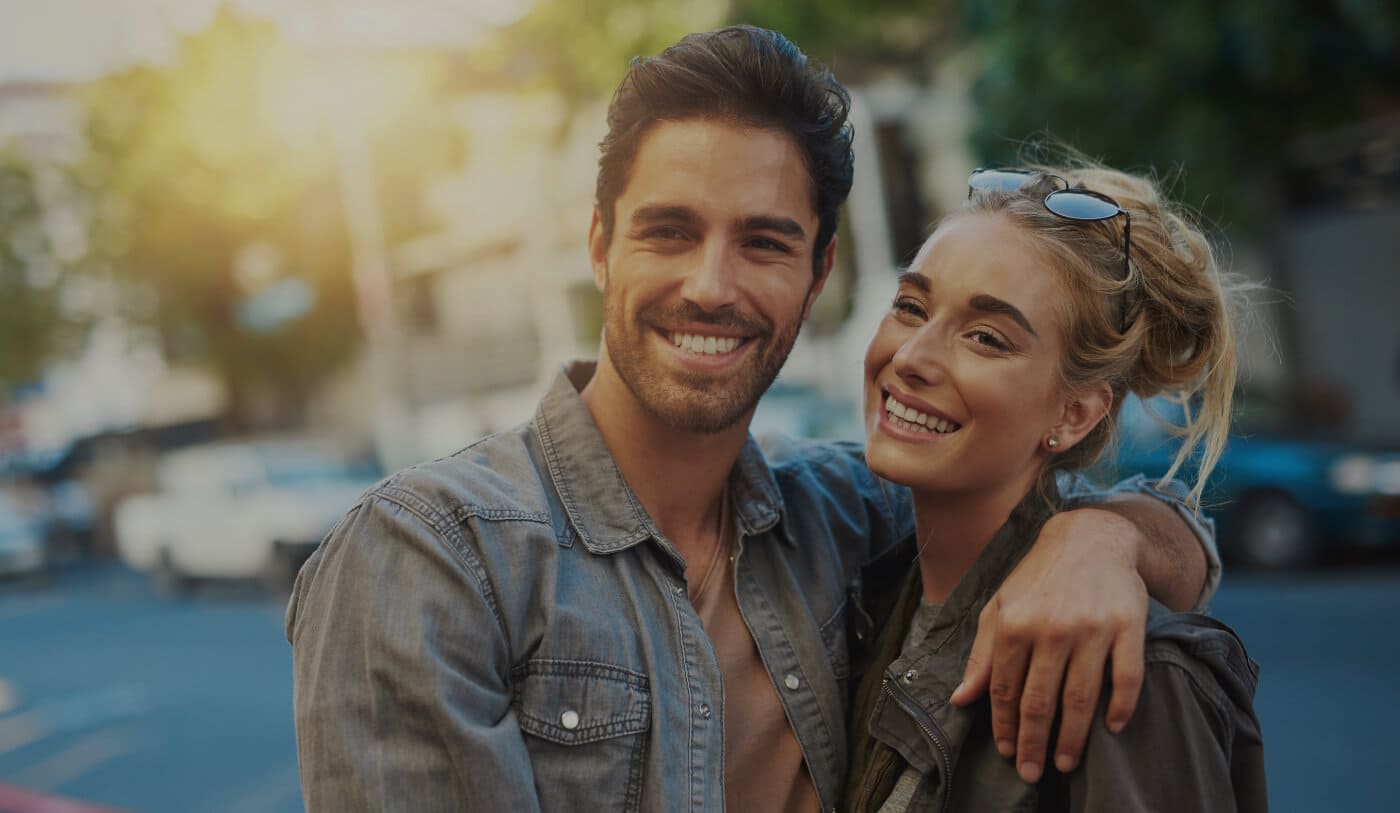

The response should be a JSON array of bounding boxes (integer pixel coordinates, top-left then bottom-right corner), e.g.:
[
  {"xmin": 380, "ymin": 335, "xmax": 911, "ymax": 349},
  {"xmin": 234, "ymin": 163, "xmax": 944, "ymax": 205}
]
[
  {"xmin": 820, "ymin": 597, "xmax": 851, "ymax": 695},
  {"xmin": 512, "ymin": 659, "xmax": 651, "ymax": 812}
]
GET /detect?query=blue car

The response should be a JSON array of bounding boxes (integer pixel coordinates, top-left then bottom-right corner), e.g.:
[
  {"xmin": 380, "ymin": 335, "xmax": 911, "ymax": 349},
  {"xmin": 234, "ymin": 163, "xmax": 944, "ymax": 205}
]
[{"xmin": 1102, "ymin": 396, "xmax": 1400, "ymax": 569}]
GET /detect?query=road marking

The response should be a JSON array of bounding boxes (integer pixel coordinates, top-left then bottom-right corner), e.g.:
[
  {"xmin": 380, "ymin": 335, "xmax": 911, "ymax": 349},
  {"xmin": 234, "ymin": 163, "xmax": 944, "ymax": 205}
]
[
  {"xmin": 0, "ymin": 781, "xmax": 133, "ymax": 813},
  {"xmin": 0, "ymin": 679, "xmax": 16, "ymax": 714},
  {"xmin": 9, "ymin": 727, "xmax": 141, "ymax": 792},
  {"xmin": 0, "ymin": 686, "xmax": 152, "ymax": 755}
]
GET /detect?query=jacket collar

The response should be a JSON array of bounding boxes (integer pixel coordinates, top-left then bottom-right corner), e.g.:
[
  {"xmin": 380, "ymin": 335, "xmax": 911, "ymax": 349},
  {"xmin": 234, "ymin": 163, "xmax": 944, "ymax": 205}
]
[{"xmin": 533, "ymin": 361, "xmax": 793, "ymax": 555}]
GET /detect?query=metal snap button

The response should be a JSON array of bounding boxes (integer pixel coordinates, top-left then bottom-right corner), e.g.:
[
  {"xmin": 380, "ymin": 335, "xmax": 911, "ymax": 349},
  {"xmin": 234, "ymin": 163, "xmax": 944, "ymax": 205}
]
[
  {"xmin": 700, "ymin": 703, "xmax": 712, "ymax": 719},
  {"xmin": 902, "ymin": 669, "xmax": 918, "ymax": 684},
  {"xmin": 560, "ymin": 709, "xmax": 580, "ymax": 730},
  {"xmin": 784, "ymin": 674, "xmax": 800, "ymax": 691}
]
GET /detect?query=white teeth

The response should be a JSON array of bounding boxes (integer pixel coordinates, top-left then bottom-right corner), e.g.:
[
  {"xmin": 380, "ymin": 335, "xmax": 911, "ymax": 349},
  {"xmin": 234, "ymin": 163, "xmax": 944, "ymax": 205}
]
[
  {"xmin": 884, "ymin": 393, "xmax": 961, "ymax": 435},
  {"xmin": 668, "ymin": 331, "xmax": 741, "ymax": 356}
]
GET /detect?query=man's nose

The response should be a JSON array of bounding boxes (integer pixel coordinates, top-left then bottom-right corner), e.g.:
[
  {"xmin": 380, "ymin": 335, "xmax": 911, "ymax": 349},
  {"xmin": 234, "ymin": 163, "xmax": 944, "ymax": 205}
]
[{"xmin": 679, "ymin": 240, "xmax": 740, "ymax": 311}]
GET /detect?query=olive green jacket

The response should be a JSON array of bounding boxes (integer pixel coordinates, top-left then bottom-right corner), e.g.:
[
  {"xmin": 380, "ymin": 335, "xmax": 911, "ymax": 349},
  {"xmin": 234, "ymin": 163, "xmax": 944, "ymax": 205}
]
[{"xmin": 842, "ymin": 493, "xmax": 1267, "ymax": 812}]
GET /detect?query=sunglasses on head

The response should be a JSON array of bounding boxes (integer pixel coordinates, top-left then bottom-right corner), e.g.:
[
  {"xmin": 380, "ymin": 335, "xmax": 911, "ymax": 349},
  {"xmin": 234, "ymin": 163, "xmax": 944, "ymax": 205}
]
[{"xmin": 968, "ymin": 168, "xmax": 1135, "ymax": 332}]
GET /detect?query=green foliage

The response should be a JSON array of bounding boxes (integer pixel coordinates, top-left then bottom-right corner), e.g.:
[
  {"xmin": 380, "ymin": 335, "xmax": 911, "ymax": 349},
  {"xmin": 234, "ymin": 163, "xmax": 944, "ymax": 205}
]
[
  {"xmin": 0, "ymin": 151, "xmax": 74, "ymax": 391},
  {"xmin": 74, "ymin": 9, "xmax": 464, "ymax": 421},
  {"xmin": 495, "ymin": 0, "xmax": 731, "ymax": 101},
  {"xmin": 730, "ymin": 0, "xmax": 945, "ymax": 75},
  {"xmin": 959, "ymin": 0, "xmax": 1400, "ymax": 228}
]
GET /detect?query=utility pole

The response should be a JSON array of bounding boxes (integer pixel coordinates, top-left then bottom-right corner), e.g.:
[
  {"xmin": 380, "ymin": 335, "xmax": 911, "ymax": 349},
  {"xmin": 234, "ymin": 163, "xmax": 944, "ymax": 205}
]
[{"xmin": 314, "ymin": 2, "xmax": 418, "ymax": 471}]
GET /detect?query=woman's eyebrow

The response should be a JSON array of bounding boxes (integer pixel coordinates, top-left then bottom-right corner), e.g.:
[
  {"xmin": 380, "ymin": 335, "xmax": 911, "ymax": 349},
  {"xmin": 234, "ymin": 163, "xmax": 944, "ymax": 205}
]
[
  {"xmin": 896, "ymin": 270, "xmax": 930, "ymax": 292},
  {"xmin": 969, "ymin": 293, "xmax": 1037, "ymax": 337}
]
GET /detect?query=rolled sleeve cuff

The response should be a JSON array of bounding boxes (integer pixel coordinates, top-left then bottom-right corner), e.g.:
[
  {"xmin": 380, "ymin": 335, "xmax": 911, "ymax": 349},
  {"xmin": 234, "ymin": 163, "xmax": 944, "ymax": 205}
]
[{"xmin": 1059, "ymin": 472, "xmax": 1221, "ymax": 611}]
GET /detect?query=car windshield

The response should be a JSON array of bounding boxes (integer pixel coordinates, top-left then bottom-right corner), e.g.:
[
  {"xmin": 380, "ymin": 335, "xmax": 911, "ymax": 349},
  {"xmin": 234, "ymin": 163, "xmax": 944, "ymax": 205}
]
[
  {"xmin": 260, "ymin": 455, "xmax": 361, "ymax": 488},
  {"xmin": 0, "ymin": 493, "xmax": 33, "ymax": 535}
]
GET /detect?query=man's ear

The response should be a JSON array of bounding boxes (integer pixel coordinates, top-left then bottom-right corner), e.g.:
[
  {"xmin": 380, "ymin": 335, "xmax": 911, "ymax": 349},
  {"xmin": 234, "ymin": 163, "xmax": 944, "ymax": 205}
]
[
  {"xmin": 588, "ymin": 208, "xmax": 609, "ymax": 292},
  {"xmin": 1051, "ymin": 382, "xmax": 1113, "ymax": 452},
  {"xmin": 802, "ymin": 236, "xmax": 838, "ymax": 321}
]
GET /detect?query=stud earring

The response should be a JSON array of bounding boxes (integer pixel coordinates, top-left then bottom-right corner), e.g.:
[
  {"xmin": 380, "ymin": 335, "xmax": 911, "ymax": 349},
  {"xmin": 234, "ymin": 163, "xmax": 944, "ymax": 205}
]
[{"xmin": 1046, "ymin": 436, "xmax": 1059, "ymax": 449}]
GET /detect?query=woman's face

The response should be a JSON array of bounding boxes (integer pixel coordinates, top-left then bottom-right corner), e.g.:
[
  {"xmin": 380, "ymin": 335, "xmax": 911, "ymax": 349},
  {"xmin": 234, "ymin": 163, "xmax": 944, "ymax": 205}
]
[{"xmin": 863, "ymin": 213, "xmax": 1072, "ymax": 500}]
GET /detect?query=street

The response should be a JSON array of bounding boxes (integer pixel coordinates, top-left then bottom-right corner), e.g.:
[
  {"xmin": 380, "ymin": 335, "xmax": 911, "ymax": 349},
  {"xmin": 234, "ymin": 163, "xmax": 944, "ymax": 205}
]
[{"xmin": 2, "ymin": 561, "xmax": 1398, "ymax": 812}]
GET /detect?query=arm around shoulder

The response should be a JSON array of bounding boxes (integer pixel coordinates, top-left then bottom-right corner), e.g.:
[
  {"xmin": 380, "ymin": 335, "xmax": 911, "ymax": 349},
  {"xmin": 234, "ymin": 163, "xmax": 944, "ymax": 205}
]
[
  {"xmin": 1062, "ymin": 473, "xmax": 1220, "ymax": 611},
  {"xmin": 286, "ymin": 491, "xmax": 540, "ymax": 813}
]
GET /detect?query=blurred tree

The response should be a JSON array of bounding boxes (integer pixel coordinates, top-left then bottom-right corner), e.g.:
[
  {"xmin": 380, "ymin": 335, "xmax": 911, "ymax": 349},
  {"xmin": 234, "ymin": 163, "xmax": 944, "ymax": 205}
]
[
  {"xmin": 0, "ymin": 151, "xmax": 75, "ymax": 393},
  {"xmin": 75, "ymin": 8, "xmax": 464, "ymax": 426},
  {"xmin": 731, "ymin": 0, "xmax": 947, "ymax": 78},
  {"xmin": 959, "ymin": 0, "xmax": 1400, "ymax": 228},
  {"xmin": 500, "ymin": 0, "xmax": 1396, "ymax": 229}
]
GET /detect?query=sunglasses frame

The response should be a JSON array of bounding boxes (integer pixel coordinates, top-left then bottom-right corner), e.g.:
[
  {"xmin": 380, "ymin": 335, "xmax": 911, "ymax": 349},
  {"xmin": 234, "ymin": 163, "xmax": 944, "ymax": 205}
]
[{"xmin": 968, "ymin": 168, "xmax": 1135, "ymax": 332}]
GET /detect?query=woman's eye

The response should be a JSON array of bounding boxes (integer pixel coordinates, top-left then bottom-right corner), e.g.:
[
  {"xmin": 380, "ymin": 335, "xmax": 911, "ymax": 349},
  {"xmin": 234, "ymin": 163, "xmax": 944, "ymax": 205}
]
[
  {"xmin": 970, "ymin": 329, "xmax": 1010, "ymax": 351},
  {"xmin": 892, "ymin": 296, "xmax": 926, "ymax": 319}
]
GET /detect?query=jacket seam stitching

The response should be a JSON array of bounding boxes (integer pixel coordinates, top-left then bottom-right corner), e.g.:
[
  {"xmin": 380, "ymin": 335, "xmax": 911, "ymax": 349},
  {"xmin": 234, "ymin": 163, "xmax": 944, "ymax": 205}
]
[{"xmin": 372, "ymin": 487, "xmax": 504, "ymax": 628}]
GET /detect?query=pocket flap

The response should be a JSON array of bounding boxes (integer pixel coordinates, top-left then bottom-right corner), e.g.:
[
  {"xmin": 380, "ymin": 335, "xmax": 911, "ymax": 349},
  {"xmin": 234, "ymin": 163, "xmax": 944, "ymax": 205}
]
[{"xmin": 513, "ymin": 659, "xmax": 651, "ymax": 746}]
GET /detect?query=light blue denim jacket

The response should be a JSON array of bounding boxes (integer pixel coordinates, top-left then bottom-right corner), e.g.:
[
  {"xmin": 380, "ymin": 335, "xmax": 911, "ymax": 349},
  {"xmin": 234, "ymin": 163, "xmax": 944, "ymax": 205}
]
[{"xmin": 286, "ymin": 362, "xmax": 1219, "ymax": 812}]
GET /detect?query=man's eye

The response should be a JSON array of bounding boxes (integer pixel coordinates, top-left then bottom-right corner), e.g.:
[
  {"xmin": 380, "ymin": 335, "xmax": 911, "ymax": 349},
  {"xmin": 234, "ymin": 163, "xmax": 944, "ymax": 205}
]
[
  {"xmin": 646, "ymin": 227, "xmax": 687, "ymax": 241},
  {"xmin": 747, "ymin": 236, "xmax": 791, "ymax": 253}
]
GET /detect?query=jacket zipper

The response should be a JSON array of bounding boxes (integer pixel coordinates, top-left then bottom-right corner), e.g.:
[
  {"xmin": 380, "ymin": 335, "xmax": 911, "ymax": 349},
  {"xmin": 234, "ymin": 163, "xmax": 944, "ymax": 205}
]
[{"xmin": 881, "ymin": 676, "xmax": 954, "ymax": 810}]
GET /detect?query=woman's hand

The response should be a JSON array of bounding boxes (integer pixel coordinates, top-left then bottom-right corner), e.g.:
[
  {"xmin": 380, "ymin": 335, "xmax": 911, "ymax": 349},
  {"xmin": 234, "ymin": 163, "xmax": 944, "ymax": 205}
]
[{"xmin": 949, "ymin": 507, "xmax": 1148, "ymax": 784}]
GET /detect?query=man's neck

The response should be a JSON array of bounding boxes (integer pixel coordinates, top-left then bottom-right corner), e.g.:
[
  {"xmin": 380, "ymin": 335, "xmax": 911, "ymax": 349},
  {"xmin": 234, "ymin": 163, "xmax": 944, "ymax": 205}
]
[{"xmin": 579, "ymin": 354, "xmax": 751, "ymax": 566}]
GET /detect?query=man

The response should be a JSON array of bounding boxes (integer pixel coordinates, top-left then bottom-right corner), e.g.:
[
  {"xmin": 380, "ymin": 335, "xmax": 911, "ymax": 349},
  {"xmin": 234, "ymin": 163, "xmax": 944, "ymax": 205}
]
[{"xmin": 287, "ymin": 26, "xmax": 1215, "ymax": 812}]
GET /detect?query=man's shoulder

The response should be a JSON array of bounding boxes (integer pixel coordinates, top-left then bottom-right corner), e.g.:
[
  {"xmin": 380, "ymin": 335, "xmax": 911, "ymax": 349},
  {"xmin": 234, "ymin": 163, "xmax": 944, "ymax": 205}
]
[
  {"xmin": 758, "ymin": 433, "xmax": 871, "ymax": 482},
  {"xmin": 758, "ymin": 432, "xmax": 909, "ymax": 504},
  {"xmin": 367, "ymin": 421, "xmax": 556, "ymax": 533}
]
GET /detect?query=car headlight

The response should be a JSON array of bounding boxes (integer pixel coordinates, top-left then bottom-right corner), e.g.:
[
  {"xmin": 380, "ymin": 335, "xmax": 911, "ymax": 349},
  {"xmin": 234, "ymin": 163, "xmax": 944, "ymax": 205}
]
[{"xmin": 1330, "ymin": 455, "xmax": 1377, "ymax": 495}]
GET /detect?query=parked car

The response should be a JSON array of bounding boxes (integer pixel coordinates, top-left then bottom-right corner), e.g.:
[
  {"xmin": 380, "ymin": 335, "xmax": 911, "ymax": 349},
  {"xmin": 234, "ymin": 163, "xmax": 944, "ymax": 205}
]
[
  {"xmin": 113, "ymin": 441, "xmax": 378, "ymax": 591},
  {"xmin": 1105, "ymin": 395, "xmax": 1400, "ymax": 569},
  {"xmin": 0, "ymin": 489, "xmax": 48, "ymax": 580}
]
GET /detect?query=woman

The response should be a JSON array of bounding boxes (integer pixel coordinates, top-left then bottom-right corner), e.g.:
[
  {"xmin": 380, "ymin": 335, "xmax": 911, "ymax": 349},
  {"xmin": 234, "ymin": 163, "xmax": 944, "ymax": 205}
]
[{"xmin": 843, "ymin": 163, "xmax": 1267, "ymax": 811}]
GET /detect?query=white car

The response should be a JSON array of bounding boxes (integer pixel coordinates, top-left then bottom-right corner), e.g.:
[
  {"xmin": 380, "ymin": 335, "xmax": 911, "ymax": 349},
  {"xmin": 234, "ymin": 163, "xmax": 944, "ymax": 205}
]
[
  {"xmin": 0, "ymin": 490, "xmax": 47, "ymax": 579},
  {"xmin": 114, "ymin": 441, "xmax": 377, "ymax": 590}
]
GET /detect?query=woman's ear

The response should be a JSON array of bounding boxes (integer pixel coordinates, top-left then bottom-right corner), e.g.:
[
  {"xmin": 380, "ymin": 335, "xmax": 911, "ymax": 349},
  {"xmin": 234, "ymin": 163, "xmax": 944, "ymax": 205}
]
[{"xmin": 1050, "ymin": 382, "xmax": 1113, "ymax": 452}]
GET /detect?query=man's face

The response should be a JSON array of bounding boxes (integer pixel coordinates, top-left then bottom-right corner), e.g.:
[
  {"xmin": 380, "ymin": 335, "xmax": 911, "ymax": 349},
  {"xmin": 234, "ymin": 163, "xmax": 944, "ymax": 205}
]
[{"xmin": 589, "ymin": 119, "xmax": 831, "ymax": 434}]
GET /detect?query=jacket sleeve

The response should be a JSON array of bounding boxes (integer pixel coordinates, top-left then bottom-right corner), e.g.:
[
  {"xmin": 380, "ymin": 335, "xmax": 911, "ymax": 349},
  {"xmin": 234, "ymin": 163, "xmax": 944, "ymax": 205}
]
[
  {"xmin": 1059, "ymin": 472, "xmax": 1222, "ymax": 610},
  {"xmin": 285, "ymin": 492, "xmax": 542, "ymax": 813},
  {"xmin": 1064, "ymin": 652, "xmax": 1258, "ymax": 813}
]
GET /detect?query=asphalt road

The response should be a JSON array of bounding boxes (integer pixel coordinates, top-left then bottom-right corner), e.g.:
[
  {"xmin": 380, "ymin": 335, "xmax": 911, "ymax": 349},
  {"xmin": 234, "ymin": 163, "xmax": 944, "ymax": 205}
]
[{"xmin": 1, "ymin": 561, "xmax": 1397, "ymax": 812}]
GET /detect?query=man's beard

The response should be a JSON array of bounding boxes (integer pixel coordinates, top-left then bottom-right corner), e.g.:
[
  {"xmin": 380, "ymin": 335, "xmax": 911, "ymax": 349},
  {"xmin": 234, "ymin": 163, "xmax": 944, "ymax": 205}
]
[{"xmin": 602, "ymin": 290, "xmax": 805, "ymax": 435}]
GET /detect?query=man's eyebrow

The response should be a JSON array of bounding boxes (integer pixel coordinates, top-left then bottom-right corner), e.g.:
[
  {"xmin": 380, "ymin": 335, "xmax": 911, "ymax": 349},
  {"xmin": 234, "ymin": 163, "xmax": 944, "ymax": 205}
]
[
  {"xmin": 896, "ymin": 270, "xmax": 930, "ymax": 292},
  {"xmin": 630, "ymin": 204, "xmax": 700, "ymax": 224},
  {"xmin": 969, "ymin": 293, "xmax": 1038, "ymax": 337},
  {"xmin": 735, "ymin": 215, "xmax": 806, "ymax": 240}
]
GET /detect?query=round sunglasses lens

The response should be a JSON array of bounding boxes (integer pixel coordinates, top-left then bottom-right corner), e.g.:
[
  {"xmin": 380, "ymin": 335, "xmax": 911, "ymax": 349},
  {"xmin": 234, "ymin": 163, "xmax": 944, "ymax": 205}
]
[
  {"xmin": 1045, "ymin": 190, "xmax": 1120, "ymax": 221},
  {"xmin": 969, "ymin": 170, "xmax": 1035, "ymax": 193}
]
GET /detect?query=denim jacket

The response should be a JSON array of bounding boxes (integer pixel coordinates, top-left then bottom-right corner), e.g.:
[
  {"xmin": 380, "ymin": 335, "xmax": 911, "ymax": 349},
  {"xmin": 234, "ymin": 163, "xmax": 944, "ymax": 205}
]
[{"xmin": 286, "ymin": 362, "xmax": 1219, "ymax": 812}]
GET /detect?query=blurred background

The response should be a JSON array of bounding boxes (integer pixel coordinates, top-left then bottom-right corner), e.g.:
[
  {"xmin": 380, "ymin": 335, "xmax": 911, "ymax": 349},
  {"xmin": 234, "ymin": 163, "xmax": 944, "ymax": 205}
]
[{"xmin": 0, "ymin": 1, "xmax": 1396, "ymax": 810}]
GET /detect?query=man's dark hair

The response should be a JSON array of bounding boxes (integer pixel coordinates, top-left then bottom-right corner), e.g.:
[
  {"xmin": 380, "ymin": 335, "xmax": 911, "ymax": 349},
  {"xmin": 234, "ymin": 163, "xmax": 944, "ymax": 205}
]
[{"xmin": 595, "ymin": 25, "xmax": 854, "ymax": 275}]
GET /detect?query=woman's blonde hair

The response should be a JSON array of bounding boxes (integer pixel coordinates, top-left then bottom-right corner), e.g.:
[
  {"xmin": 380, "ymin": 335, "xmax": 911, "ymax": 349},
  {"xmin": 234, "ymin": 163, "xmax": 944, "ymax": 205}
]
[{"xmin": 957, "ymin": 152, "xmax": 1245, "ymax": 508}]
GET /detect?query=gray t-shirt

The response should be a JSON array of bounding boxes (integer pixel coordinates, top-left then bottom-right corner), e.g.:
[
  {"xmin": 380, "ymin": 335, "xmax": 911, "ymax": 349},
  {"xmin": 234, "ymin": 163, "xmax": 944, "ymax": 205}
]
[{"xmin": 878, "ymin": 598, "xmax": 944, "ymax": 813}]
